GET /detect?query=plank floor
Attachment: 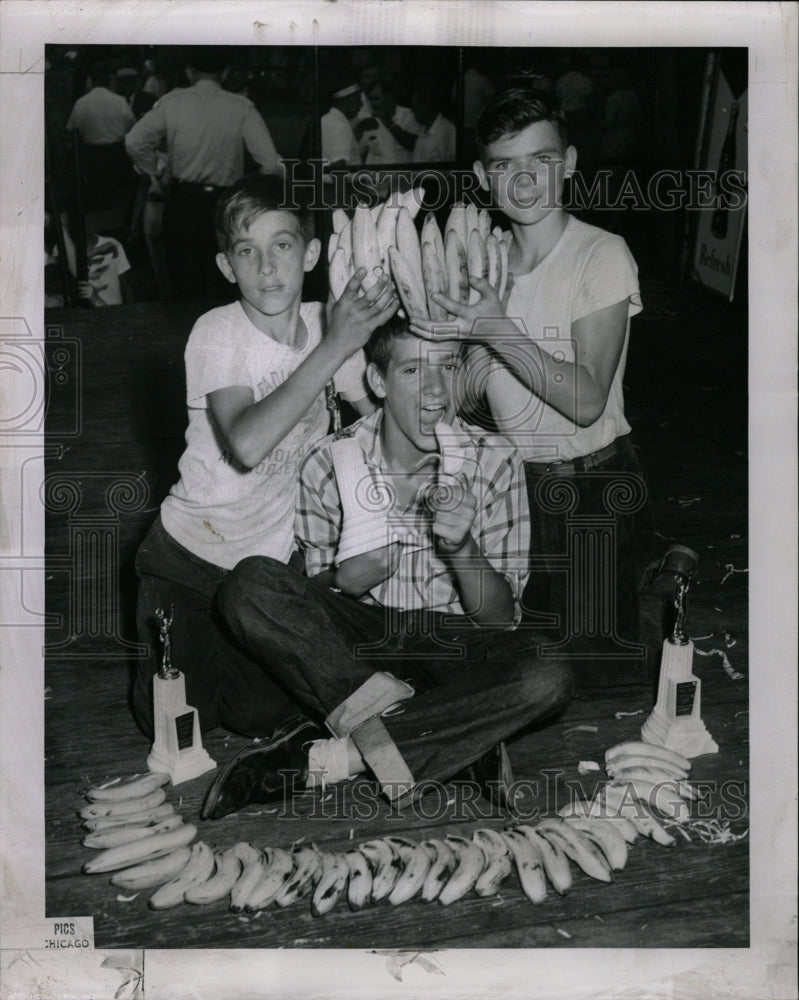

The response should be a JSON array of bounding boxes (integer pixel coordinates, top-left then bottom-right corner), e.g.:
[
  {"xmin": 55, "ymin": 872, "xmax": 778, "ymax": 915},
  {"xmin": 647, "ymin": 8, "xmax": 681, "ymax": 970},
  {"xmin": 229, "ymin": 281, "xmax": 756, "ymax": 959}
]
[{"xmin": 44, "ymin": 277, "xmax": 749, "ymax": 949}]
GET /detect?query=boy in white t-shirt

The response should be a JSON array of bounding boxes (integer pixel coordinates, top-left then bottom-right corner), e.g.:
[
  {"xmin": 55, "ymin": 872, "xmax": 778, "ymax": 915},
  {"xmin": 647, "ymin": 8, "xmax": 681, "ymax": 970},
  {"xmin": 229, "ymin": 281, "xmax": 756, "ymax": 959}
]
[
  {"xmin": 133, "ymin": 172, "xmax": 398, "ymax": 738},
  {"xmin": 409, "ymin": 88, "xmax": 654, "ymax": 686}
]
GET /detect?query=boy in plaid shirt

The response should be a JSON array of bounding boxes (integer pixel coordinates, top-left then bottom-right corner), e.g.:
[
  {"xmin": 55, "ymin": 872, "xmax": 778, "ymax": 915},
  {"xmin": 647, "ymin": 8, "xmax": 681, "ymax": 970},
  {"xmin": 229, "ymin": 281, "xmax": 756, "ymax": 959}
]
[{"xmin": 203, "ymin": 317, "xmax": 574, "ymax": 819}]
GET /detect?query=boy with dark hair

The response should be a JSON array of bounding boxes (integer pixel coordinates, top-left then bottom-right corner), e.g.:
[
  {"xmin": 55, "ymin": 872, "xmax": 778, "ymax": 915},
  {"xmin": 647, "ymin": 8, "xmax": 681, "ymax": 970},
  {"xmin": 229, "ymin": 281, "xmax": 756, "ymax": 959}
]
[
  {"xmin": 133, "ymin": 172, "xmax": 398, "ymax": 739},
  {"xmin": 200, "ymin": 317, "xmax": 574, "ymax": 820},
  {"xmin": 409, "ymin": 87, "xmax": 654, "ymax": 686}
]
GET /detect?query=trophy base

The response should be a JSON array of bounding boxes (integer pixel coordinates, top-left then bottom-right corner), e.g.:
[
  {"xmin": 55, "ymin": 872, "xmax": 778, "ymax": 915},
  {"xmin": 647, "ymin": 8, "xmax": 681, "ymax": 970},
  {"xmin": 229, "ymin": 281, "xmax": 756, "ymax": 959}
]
[
  {"xmin": 641, "ymin": 709, "xmax": 719, "ymax": 759},
  {"xmin": 147, "ymin": 745, "xmax": 217, "ymax": 785},
  {"xmin": 148, "ymin": 672, "xmax": 216, "ymax": 786}
]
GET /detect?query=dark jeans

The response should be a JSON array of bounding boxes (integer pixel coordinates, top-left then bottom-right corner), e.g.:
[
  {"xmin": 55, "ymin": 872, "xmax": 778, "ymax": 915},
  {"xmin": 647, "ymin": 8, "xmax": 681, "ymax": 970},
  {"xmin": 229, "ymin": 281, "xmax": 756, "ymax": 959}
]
[
  {"xmin": 217, "ymin": 557, "xmax": 575, "ymax": 786},
  {"xmin": 163, "ymin": 183, "xmax": 226, "ymax": 301},
  {"xmin": 521, "ymin": 436, "xmax": 656, "ymax": 687},
  {"xmin": 133, "ymin": 517, "xmax": 299, "ymax": 739}
]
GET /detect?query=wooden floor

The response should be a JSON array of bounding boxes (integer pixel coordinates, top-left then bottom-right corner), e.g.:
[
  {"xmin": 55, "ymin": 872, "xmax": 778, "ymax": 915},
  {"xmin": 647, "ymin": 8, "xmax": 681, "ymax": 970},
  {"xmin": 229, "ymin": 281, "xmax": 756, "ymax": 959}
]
[{"xmin": 44, "ymin": 277, "xmax": 749, "ymax": 950}]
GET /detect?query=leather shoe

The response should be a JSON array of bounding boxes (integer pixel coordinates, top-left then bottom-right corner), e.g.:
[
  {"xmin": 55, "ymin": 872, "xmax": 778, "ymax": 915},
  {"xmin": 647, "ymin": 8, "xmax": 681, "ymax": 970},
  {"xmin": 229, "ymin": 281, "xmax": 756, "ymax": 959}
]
[
  {"xmin": 201, "ymin": 716, "xmax": 322, "ymax": 820},
  {"xmin": 454, "ymin": 741, "xmax": 516, "ymax": 811}
]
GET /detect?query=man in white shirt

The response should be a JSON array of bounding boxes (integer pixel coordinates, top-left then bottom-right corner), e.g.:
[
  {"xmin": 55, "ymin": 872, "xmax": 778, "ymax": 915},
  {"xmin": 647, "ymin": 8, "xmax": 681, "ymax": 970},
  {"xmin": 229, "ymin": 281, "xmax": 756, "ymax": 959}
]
[
  {"xmin": 411, "ymin": 86, "xmax": 457, "ymax": 163},
  {"xmin": 320, "ymin": 84, "xmax": 363, "ymax": 170},
  {"xmin": 125, "ymin": 46, "xmax": 282, "ymax": 301},
  {"xmin": 67, "ymin": 59, "xmax": 136, "ymax": 218},
  {"xmin": 359, "ymin": 82, "xmax": 422, "ymax": 165}
]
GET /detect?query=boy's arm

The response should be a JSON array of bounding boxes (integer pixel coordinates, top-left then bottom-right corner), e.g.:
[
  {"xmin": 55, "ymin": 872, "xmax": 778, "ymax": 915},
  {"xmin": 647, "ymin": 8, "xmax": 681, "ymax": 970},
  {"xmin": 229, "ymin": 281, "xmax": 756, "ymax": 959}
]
[
  {"xmin": 209, "ymin": 270, "xmax": 397, "ymax": 468},
  {"xmin": 410, "ymin": 277, "xmax": 629, "ymax": 427}
]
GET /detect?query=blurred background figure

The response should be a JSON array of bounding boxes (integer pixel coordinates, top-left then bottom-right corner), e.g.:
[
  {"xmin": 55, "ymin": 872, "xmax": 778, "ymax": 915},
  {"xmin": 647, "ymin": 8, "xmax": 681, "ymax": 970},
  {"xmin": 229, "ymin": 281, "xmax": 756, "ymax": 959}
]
[
  {"xmin": 411, "ymin": 82, "xmax": 456, "ymax": 162},
  {"xmin": 321, "ymin": 83, "xmax": 363, "ymax": 169},
  {"xmin": 79, "ymin": 228, "xmax": 134, "ymax": 307},
  {"xmin": 125, "ymin": 45, "xmax": 282, "ymax": 301},
  {"xmin": 129, "ymin": 91, "xmax": 170, "ymax": 301},
  {"xmin": 355, "ymin": 61, "xmax": 382, "ymax": 119},
  {"xmin": 66, "ymin": 57, "xmax": 137, "ymax": 233},
  {"xmin": 357, "ymin": 81, "xmax": 421, "ymax": 165}
]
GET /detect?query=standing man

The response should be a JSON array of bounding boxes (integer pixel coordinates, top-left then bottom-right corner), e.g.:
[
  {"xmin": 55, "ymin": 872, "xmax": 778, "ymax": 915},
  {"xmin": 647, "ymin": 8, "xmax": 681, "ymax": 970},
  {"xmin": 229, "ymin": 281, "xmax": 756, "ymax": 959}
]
[
  {"xmin": 359, "ymin": 81, "xmax": 421, "ymax": 165},
  {"xmin": 125, "ymin": 46, "xmax": 282, "ymax": 301},
  {"xmin": 320, "ymin": 84, "xmax": 363, "ymax": 171}
]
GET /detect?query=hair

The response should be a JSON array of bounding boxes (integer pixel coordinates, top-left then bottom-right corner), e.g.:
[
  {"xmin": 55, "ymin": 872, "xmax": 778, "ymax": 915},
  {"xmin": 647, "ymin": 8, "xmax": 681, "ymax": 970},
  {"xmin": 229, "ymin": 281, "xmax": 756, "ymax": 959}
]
[
  {"xmin": 364, "ymin": 315, "xmax": 465, "ymax": 376},
  {"xmin": 364, "ymin": 314, "xmax": 415, "ymax": 375},
  {"xmin": 214, "ymin": 173, "xmax": 315, "ymax": 252},
  {"xmin": 475, "ymin": 87, "xmax": 569, "ymax": 157},
  {"xmin": 186, "ymin": 46, "xmax": 229, "ymax": 75}
]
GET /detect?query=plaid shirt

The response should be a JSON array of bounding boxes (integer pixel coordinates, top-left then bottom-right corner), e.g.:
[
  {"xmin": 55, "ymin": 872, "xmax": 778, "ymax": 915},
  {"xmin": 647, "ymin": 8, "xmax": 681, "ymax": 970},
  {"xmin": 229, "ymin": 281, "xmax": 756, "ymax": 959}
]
[{"xmin": 295, "ymin": 410, "xmax": 530, "ymax": 620}]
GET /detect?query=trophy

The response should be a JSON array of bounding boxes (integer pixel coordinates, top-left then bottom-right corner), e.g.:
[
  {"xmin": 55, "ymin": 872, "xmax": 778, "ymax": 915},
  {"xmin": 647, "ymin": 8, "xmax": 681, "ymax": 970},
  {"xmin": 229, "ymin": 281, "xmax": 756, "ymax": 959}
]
[
  {"xmin": 641, "ymin": 550, "xmax": 718, "ymax": 757},
  {"xmin": 146, "ymin": 606, "xmax": 216, "ymax": 784}
]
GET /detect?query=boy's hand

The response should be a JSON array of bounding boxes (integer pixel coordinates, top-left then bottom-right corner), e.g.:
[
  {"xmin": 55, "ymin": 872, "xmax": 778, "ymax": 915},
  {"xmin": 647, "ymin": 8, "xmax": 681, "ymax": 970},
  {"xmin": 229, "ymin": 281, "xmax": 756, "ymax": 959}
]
[
  {"xmin": 335, "ymin": 541, "xmax": 401, "ymax": 597},
  {"xmin": 430, "ymin": 474, "xmax": 478, "ymax": 555},
  {"xmin": 327, "ymin": 267, "xmax": 399, "ymax": 358},
  {"xmin": 408, "ymin": 273, "xmax": 514, "ymax": 343}
]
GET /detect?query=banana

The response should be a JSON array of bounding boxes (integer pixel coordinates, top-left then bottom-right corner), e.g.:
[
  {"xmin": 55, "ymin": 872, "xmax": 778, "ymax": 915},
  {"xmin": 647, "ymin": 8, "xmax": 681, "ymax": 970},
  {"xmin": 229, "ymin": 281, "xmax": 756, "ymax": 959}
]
[
  {"xmin": 420, "ymin": 838, "xmax": 457, "ymax": 903},
  {"xmin": 445, "ymin": 203, "xmax": 469, "ymax": 253},
  {"xmin": 352, "ymin": 204, "xmax": 383, "ymax": 291},
  {"xmin": 389, "ymin": 246, "xmax": 429, "ymax": 320},
  {"xmin": 387, "ymin": 837, "xmax": 433, "ymax": 906},
  {"xmin": 375, "ymin": 202, "xmax": 400, "ymax": 272},
  {"xmin": 185, "ymin": 847, "xmax": 242, "ymax": 905},
  {"xmin": 82, "ymin": 823, "xmax": 197, "ymax": 874},
  {"xmin": 421, "ymin": 213, "xmax": 446, "ymax": 271},
  {"xmin": 329, "ymin": 246, "xmax": 351, "ymax": 301},
  {"xmin": 438, "ymin": 835, "xmax": 485, "ymax": 906},
  {"xmin": 485, "ymin": 233, "xmax": 499, "ymax": 289},
  {"xmin": 79, "ymin": 786, "xmax": 167, "ymax": 821},
  {"xmin": 229, "ymin": 845, "xmax": 267, "ymax": 912},
  {"xmin": 601, "ymin": 785, "xmax": 676, "ymax": 846},
  {"xmin": 421, "ymin": 240, "xmax": 449, "ymax": 321},
  {"xmin": 394, "ymin": 207, "xmax": 425, "ymax": 296},
  {"xmin": 558, "ymin": 800, "xmax": 639, "ymax": 844},
  {"xmin": 467, "ymin": 230, "xmax": 487, "ymax": 305},
  {"xmin": 610, "ymin": 766, "xmax": 702, "ymax": 800},
  {"xmin": 497, "ymin": 236, "xmax": 509, "ymax": 301},
  {"xmin": 561, "ymin": 817, "xmax": 628, "ymax": 872},
  {"xmin": 605, "ymin": 754, "xmax": 689, "ymax": 780},
  {"xmin": 149, "ymin": 840, "xmax": 215, "ymax": 910},
  {"xmin": 535, "ymin": 819, "xmax": 612, "ymax": 883},
  {"xmin": 445, "ymin": 231, "xmax": 469, "ymax": 305},
  {"xmin": 398, "ymin": 186, "xmax": 425, "ymax": 221},
  {"xmin": 501, "ymin": 829, "xmax": 547, "ymax": 904},
  {"xmin": 332, "ymin": 208, "xmax": 349, "ymax": 235},
  {"xmin": 327, "ymin": 231, "xmax": 339, "ymax": 265},
  {"xmin": 610, "ymin": 778, "xmax": 690, "ymax": 823},
  {"xmin": 465, "ymin": 202, "xmax": 480, "ymax": 242},
  {"xmin": 82, "ymin": 814, "xmax": 184, "ymax": 850},
  {"xmin": 477, "ymin": 207, "xmax": 491, "ymax": 242},
  {"xmin": 86, "ymin": 772, "xmax": 170, "ymax": 802},
  {"xmin": 343, "ymin": 848, "xmax": 374, "ymax": 911},
  {"xmin": 311, "ymin": 852, "xmax": 349, "ymax": 917},
  {"xmin": 110, "ymin": 846, "xmax": 193, "ymax": 892},
  {"xmin": 605, "ymin": 740, "xmax": 692, "ymax": 772},
  {"xmin": 434, "ymin": 419, "xmax": 468, "ymax": 477},
  {"xmin": 82, "ymin": 802, "xmax": 176, "ymax": 832},
  {"xmin": 337, "ymin": 219, "xmax": 353, "ymax": 264},
  {"xmin": 276, "ymin": 844, "xmax": 324, "ymax": 907},
  {"xmin": 360, "ymin": 837, "xmax": 403, "ymax": 902},
  {"xmin": 516, "ymin": 824, "xmax": 572, "ymax": 895},
  {"xmin": 244, "ymin": 846, "xmax": 295, "ymax": 912},
  {"xmin": 472, "ymin": 828, "xmax": 513, "ymax": 897}
]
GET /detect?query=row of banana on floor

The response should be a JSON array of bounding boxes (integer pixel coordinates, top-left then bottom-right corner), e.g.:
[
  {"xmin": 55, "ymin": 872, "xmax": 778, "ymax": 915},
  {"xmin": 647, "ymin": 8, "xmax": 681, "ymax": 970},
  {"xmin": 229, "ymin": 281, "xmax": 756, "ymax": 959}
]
[
  {"xmin": 77, "ymin": 741, "xmax": 703, "ymax": 917},
  {"xmin": 328, "ymin": 191, "xmax": 512, "ymax": 319}
]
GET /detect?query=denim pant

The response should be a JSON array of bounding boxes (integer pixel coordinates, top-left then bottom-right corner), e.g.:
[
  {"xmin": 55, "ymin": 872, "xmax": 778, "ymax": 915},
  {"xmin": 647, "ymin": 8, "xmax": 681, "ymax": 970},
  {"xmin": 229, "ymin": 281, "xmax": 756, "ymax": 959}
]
[
  {"xmin": 133, "ymin": 517, "xmax": 299, "ymax": 739},
  {"xmin": 217, "ymin": 556, "xmax": 575, "ymax": 786},
  {"xmin": 521, "ymin": 436, "xmax": 656, "ymax": 687}
]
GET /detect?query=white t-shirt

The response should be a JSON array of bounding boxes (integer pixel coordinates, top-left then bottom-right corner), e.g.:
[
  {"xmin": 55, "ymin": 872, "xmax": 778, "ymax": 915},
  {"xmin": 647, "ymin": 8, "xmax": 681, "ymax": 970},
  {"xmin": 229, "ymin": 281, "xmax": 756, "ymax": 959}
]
[
  {"xmin": 321, "ymin": 106, "xmax": 361, "ymax": 167},
  {"xmin": 161, "ymin": 301, "xmax": 367, "ymax": 569},
  {"xmin": 413, "ymin": 114, "xmax": 456, "ymax": 162},
  {"xmin": 475, "ymin": 215, "xmax": 642, "ymax": 463},
  {"xmin": 66, "ymin": 87, "xmax": 135, "ymax": 145}
]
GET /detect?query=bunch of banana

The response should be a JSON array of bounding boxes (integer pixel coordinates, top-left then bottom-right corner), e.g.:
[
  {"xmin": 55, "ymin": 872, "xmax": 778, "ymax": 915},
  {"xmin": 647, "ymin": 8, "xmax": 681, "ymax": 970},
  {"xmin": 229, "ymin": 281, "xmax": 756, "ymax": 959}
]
[
  {"xmin": 328, "ymin": 196, "xmax": 512, "ymax": 321},
  {"xmin": 602, "ymin": 740, "xmax": 702, "ymax": 822},
  {"xmin": 79, "ymin": 771, "xmax": 200, "ymax": 898}
]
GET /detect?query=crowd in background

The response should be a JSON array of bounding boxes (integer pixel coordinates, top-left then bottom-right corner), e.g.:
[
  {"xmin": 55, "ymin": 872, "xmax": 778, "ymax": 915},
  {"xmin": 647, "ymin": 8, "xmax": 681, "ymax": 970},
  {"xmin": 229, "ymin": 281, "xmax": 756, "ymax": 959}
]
[{"xmin": 44, "ymin": 44, "xmax": 649, "ymax": 307}]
